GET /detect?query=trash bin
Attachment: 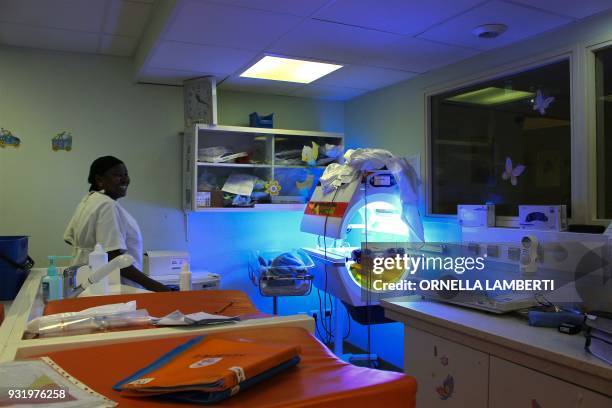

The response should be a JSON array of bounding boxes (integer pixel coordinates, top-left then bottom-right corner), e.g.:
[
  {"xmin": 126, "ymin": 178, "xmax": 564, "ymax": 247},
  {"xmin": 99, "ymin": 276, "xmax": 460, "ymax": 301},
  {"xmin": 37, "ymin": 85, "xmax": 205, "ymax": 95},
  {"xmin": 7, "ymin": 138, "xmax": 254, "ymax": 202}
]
[{"xmin": 0, "ymin": 236, "xmax": 34, "ymax": 300}]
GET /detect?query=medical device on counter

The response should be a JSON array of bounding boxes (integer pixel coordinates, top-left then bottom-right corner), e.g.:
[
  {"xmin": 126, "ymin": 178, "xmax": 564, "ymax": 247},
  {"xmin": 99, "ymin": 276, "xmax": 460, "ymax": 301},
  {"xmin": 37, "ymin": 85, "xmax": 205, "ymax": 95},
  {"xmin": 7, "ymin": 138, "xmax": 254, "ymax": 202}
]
[
  {"xmin": 63, "ymin": 254, "xmax": 134, "ymax": 299},
  {"xmin": 144, "ymin": 251, "xmax": 190, "ymax": 277}
]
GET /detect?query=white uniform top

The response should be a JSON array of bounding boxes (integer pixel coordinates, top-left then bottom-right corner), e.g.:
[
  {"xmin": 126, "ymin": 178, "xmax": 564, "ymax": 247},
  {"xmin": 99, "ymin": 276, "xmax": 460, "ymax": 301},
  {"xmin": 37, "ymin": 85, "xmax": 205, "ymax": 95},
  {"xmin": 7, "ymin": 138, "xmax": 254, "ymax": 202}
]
[{"xmin": 63, "ymin": 192, "xmax": 143, "ymax": 282}]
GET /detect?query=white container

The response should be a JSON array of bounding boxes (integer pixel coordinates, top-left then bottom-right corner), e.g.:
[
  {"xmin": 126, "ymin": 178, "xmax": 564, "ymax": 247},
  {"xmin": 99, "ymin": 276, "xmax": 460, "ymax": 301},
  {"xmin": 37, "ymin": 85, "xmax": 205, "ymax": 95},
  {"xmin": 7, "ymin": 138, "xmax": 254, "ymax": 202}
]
[
  {"xmin": 144, "ymin": 251, "xmax": 190, "ymax": 276},
  {"xmin": 179, "ymin": 263, "xmax": 192, "ymax": 291},
  {"xmin": 519, "ymin": 205, "xmax": 567, "ymax": 231},
  {"xmin": 88, "ymin": 243, "xmax": 108, "ymax": 295},
  {"xmin": 458, "ymin": 204, "xmax": 495, "ymax": 227}
]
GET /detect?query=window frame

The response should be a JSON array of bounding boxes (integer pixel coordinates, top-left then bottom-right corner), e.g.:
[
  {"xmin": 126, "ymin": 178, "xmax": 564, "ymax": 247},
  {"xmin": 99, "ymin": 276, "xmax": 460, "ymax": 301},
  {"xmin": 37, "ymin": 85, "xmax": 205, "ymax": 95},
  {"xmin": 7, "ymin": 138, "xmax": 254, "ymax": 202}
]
[
  {"xmin": 423, "ymin": 47, "xmax": 589, "ymax": 227},
  {"xmin": 585, "ymin": 38, "xmax": 612, "ymax": 225}
]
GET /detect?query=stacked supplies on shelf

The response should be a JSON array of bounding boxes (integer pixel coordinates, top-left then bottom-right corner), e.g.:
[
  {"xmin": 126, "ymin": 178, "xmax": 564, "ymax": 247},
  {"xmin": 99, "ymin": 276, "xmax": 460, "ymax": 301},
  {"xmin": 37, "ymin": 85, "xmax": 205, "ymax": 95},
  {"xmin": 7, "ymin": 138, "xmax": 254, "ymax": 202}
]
[
  {"xmin": 585, "ymin": 312, "xmax": 612, "ymax": 365},
  {"xmin": 114, "ymin": 335, "xmax": 301, "ymax": 404}
]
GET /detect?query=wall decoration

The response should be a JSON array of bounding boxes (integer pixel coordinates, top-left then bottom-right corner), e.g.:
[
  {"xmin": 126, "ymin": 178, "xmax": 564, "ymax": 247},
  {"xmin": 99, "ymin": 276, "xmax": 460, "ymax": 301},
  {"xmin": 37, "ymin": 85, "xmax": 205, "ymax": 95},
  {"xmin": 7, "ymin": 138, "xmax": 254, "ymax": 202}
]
[
  {"xmin": 51, "ymin": 131, "xmax": 73, "ymax": 151},
  {"xmin": 532, "ymin": 90, "xmax": 555, "ymax": 115},
  {"xmin": 502, "ymin": 157, "xmax": 526, "ymax": 186},
  {"xmin": 440, "ymin": 356, "xmax": 449, "ymax": 366},
  {"xmin": 435, "ymin": 374, "xmax": 454, "ymax": 400},
  {"xmin": 264, "ymin": 180, "xmax": 281, "ymax": 196},
  {"xmin": 0, "ymin": 128, "xmax": 20, "ymax": 148},
  {"xmin": 296, "ymin": 174, "xmax": 314, "ymax": 192},
  {"xmin": 183, "ymin": 76, "xmax": 217, "ymax": 127},
  {"xmin": 302, "ymin": 141, "xmax": 319, "ymax": 166}
]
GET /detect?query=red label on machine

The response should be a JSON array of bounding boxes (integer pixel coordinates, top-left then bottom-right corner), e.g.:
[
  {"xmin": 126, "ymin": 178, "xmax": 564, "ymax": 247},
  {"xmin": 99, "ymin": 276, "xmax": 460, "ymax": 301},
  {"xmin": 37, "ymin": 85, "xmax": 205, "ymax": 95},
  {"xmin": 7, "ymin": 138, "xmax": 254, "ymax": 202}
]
[{"xmin": 304, "ymin": 202, "xmax": 349, "ymax": 218}]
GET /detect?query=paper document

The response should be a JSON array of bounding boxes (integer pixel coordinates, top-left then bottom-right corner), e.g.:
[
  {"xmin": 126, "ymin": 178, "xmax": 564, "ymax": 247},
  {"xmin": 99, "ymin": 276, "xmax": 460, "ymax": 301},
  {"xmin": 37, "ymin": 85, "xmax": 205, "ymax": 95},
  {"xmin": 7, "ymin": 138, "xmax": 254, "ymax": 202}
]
[
  {"xmin": 0, "ymin": 357, "xmax": 116, "ymax": 407},
  {"xmin": 222, "ymin": 174, "xmax": 256, "ymax": 196},
  {"xmin": 153, "ymin": 310, "xmax": 239, "ymax": 326}
]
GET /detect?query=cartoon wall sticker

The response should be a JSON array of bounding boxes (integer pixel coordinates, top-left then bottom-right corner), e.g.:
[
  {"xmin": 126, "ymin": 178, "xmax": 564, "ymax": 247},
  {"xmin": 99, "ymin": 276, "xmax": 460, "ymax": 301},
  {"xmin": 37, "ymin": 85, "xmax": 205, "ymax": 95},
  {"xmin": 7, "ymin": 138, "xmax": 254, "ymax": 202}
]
[
  {"xmin": 502, "ymin": 157, "xmax": 526, "ymax": 186},
  {"xmin": 52, "ymin": 131, "xmax": 73, "ymax": 151},
  {"xmin": 436, "ymin": 374, "xmax": 454, "ymax": 400},
  {"xmin": 0, "ymin": 128, "xmax": 20, "ymax": 148},
  {"xmin": 264, "ymin": 180, "xmax": 281, "ymax": 196}
]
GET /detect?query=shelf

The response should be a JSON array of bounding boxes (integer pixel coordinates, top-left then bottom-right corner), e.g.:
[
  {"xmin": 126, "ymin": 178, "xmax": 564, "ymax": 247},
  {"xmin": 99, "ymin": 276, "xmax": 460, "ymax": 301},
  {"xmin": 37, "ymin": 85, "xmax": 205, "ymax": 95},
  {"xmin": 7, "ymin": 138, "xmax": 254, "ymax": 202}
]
[
  {"xmin": 194, "ymin": 124, "xmax": 343, "ymax": 139},
  {"xmin": 197, "ymin": 162, "xmax": 271, "ymax": 168},
  {"xmin": 194, "ymin": 204, "xmax": 306, "ymax": 212},
  {"xmin": 274, "ymin": 164, "xmax": 328, "ymax": 169}
]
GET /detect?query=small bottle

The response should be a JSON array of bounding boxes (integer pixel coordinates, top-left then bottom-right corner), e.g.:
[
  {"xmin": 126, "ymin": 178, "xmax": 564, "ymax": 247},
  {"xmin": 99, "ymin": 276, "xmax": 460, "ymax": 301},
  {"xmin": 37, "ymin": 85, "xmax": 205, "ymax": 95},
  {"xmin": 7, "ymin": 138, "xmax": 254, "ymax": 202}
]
[
  {"xmin": 179, "ymin": 263, "xmax": 192, "ymax": 291},
  {"xmin": 42, "ymin": 256, "xmax": 63, "ymax": 302},
  {"xmin": 89, "ymin": 243, "xmax": 109, "ymax": 295}
]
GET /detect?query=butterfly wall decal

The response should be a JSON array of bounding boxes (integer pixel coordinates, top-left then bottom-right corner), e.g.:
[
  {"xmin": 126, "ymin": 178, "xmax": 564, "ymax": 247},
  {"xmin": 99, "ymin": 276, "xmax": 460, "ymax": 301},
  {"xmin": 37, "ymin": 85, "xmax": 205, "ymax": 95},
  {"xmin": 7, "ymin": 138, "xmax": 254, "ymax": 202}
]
[
  {"xmin": 436, "ymin": 374, "xmax": 454, "ymax": 400},
  {"xmin": 502, "ymin": 157, "xmax": 526, "ymax": 186},
  {"xmin": 532, "ymin": 89, "xmax": 555, "ymax": 115}
]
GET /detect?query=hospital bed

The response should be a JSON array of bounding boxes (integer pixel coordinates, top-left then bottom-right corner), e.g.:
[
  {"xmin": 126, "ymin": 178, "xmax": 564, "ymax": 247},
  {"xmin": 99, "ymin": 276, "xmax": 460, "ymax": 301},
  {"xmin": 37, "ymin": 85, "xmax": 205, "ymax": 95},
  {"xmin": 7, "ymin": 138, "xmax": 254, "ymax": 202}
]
[
  {"xmin": 0, "ymin": 269, "xmax": 313, "ymax": 361},
  {"xmin": 29, "ymin": 326, "xmax": 417, "ymax": 407}
]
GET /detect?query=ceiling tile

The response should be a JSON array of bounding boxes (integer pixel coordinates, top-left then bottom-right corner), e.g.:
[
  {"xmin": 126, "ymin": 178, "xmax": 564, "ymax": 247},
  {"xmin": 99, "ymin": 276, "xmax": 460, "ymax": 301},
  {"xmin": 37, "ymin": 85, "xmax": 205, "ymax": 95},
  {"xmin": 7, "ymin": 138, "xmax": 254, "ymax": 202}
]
[
  {"xmin": 165, "ymin": 0, "xmax": 301, "ymax": 50},
  {"xmin": 99, "ymin": 34, "xmax": 138, "ymax": 56},
  {"xmin": 267, "ymin": 19, "xmax": 403, "ymax": 66},
  {"xmin": 103, "ymin": 0, "xmax": 152, "ymax": 37},
  {"xmin": 0, "ymin": 0, "xmax": 107, "ymax": 32},
  {"xmin": 204, "ymin": 0, "xmax": 332, "ymax": 17},
  {"xmin": 381, "ymin": 37, "xmax": 480, "ymax": 72},
  {"xmin": 290, "ymin": 83, "xmax": 368, "ymax": 101},
  {"xmin": 138, "ymin": 67, "xmax": 227, "ymax": 85},
  {"xmin": 218, "ymin": 76, "xmax": 303, "ymax": 96},
  {"xmin": 0, "ymin": 22, "xmax": 98, "ymax": 53},
  {"xmin": 418, "ymin": 0, "xmax": 573, "ymax": 50},
  {"xmin": 509, "ymin": 0, "xmax": 612, "ymax": 19},
  {"xmin": 148, "ymin": 40, "xmax": 258, "ymax": 74},
  {"xmin": 313, "ymin": 0, "xmax": 484, "ymax": 36},
  {"xmin": 316, "ymin": 65, "xmax": 417, "ymax": 90}
]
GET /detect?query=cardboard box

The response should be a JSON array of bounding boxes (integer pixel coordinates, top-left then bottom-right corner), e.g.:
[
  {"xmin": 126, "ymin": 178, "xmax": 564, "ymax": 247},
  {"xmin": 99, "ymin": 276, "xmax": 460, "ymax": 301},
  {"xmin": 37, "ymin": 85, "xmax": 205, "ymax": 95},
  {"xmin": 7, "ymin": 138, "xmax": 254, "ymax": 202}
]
[
  {"xmin": 196, "ymin": 190, "xmax": 224, "ymax": 208},
  {"xmin": 519, "ymin": 205, "xmax": 567, "ymax": 231},
  {"xmin": 457, "ymin": 204, "xmax": 495, "ymax": 227}
]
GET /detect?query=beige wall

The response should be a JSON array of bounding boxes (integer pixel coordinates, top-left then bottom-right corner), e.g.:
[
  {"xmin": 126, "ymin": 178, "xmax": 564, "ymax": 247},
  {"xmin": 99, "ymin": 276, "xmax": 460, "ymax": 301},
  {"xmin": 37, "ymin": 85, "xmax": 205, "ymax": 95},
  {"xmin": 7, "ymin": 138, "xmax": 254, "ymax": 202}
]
[{"xmin": 0, "ymin": 46, "xmax": 343, "ymax": 266}]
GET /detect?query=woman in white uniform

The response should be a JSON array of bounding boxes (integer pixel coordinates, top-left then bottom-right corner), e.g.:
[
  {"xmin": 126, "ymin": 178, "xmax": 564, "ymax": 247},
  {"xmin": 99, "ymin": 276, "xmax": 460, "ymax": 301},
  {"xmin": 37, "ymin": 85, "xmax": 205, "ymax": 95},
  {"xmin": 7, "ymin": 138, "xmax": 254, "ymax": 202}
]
[{"xmin": 64, "ymin": 156, "xmax": 169, "ymax": 291}]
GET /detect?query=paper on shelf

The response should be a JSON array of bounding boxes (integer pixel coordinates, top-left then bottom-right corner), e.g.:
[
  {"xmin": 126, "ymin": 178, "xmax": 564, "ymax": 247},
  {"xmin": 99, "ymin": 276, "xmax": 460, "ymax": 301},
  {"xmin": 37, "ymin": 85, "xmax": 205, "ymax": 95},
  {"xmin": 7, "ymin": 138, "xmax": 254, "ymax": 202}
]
[
  {"xmin": 153, "ymin": 310, "xmax": 239, "ymax": 326},
  {"xmin": 222, "ymin": 174, "xmax": 256, "ymax": 196}
]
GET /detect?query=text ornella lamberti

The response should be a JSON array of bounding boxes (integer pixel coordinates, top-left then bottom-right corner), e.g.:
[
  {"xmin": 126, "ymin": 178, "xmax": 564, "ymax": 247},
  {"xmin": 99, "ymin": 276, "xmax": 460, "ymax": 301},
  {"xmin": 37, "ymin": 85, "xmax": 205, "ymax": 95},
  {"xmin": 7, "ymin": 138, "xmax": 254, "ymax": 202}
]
[{"xmin": 369, "ymin": 254, "xmax": 555, "ymax": 292}]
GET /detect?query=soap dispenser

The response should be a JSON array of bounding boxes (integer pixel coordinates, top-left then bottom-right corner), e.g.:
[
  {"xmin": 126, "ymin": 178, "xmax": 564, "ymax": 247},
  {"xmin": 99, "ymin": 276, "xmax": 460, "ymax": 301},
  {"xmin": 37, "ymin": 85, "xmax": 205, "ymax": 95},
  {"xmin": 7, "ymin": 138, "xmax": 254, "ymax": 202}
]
[{"xmin": 43, "ymin": 256, "xmax": 71, "ymax": 302}]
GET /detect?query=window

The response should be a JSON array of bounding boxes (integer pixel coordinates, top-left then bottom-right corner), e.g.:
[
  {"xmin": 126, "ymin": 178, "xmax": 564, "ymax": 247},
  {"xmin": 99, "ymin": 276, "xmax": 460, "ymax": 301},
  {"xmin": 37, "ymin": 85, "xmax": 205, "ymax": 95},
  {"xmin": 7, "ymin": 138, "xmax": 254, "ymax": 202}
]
[
  {"xmin": 595, "ymin": 47, "xmax": 612, "ymax": 219},
  {"xmin": 429, "ymin": 60, "xmax": 572, "ymax": 217}
]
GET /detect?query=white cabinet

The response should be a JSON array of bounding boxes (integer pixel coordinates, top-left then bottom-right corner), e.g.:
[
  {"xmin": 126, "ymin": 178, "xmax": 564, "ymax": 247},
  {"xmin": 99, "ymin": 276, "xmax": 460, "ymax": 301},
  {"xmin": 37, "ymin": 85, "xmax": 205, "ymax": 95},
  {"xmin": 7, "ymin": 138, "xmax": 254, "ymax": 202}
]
[
  {"xmin": 182, "ymin": 124, "xmax": 343, "ymax": 212},
  {"xmin": 404, "ymin": 326, "xmax": 489, "ymax": 408},
  {"xmin": 489, "ymin": 357, "xmax": 611, "ymax": 408}
]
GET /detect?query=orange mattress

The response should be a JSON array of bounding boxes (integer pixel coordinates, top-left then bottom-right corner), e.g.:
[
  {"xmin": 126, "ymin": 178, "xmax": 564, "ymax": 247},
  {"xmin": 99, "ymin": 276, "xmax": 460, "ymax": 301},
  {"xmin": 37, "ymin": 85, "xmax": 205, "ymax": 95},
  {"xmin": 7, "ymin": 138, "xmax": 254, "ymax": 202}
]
[
  {"xmin": 36, "ymin": 326, "xmax": 417, "ymax": 408},
  {"xmin": 44, "ymin": 290, "xmax": 262, "ymax": 320}
]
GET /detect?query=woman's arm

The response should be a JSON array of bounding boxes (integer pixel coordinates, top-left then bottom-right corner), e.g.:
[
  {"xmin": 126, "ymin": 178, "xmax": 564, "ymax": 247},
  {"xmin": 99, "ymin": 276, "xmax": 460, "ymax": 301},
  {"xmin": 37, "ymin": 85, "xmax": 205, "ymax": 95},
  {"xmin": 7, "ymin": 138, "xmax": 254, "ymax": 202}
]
[{"xmin": 107, "ymin": 249, "xmax": 170, "ymax": 292}]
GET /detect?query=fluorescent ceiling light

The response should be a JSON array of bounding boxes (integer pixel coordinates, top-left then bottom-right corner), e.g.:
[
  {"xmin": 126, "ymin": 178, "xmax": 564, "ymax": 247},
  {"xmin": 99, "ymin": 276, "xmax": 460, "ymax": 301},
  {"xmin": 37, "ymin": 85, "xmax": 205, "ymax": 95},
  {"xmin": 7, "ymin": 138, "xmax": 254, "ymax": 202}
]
[
  {"xmin": 240, "ymin": 56, "xmax": 342, "ymax": 84},
  {"xmin": 446, "ymin": 87, "xmax": 534, "ymax": 105}
]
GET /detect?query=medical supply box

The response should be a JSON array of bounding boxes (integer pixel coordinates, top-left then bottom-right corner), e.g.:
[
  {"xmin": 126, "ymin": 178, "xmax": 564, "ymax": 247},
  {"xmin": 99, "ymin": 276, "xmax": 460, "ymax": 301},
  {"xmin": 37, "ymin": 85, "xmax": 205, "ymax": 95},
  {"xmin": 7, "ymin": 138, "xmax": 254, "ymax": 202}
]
[
  {"xmin": 457, "ymin": 204, "xmax": 495, "ymax": 227},
  {"xmin": 144, "ymin": 251, "xmax": 190, "ymax": 277},
  {"xmin": 519, "ymin": 205, "xmax": 567, "ymax": 231},
  {"xmin": 196, "ymin": 190, "xmax": 224, "ymax": 208}
]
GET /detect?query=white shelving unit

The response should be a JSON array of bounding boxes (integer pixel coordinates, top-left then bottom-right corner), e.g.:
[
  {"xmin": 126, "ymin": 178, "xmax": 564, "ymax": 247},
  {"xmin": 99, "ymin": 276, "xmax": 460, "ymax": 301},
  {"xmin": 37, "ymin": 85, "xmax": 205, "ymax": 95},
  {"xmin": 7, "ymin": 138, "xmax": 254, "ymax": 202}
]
[{"xmin": 183, "ymin": 124, "xmax": 344, "ymax": 212}]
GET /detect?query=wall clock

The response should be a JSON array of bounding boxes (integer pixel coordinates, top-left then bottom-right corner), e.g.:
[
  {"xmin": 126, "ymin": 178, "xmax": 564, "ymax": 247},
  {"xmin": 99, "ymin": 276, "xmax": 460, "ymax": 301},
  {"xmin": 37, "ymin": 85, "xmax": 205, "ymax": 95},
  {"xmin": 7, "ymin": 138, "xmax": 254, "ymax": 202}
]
[{"xmin": 183, "ymin": 76, "xmax": 217, "ymax": 127}]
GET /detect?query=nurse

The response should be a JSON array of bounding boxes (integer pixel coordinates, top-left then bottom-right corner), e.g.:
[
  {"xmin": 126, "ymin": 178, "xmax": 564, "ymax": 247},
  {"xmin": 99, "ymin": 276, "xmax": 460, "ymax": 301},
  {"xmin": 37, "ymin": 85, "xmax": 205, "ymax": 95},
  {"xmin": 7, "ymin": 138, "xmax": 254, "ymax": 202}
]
[{"xmin": 64, "ymin": 156, "xmax": 169, "ymax": 291}]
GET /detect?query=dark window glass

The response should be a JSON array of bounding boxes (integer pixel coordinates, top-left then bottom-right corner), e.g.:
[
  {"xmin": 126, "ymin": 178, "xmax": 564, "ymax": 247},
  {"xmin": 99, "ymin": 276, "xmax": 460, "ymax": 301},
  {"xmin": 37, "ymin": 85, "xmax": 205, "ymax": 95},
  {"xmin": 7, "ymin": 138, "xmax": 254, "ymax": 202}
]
[
  {"xmin": 430, "ymin": 60, "xmax": 571, "ymax": 216},
  {"xmin": 595, "ymin": 47, "xmax": 612, "ymax": 219}
]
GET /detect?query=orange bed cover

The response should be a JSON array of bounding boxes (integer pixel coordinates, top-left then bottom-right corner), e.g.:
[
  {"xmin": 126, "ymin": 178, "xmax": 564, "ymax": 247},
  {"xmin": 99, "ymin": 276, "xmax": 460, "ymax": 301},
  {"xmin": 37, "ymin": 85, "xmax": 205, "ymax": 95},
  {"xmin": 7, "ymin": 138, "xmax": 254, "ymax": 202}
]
[
  {"xmin": 44, "ymin": 290, "xmax": 263, "ymax": 320},
  {"xmin": 36, "ymin": 326, "xmax": 417, "ymax": 408}
]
